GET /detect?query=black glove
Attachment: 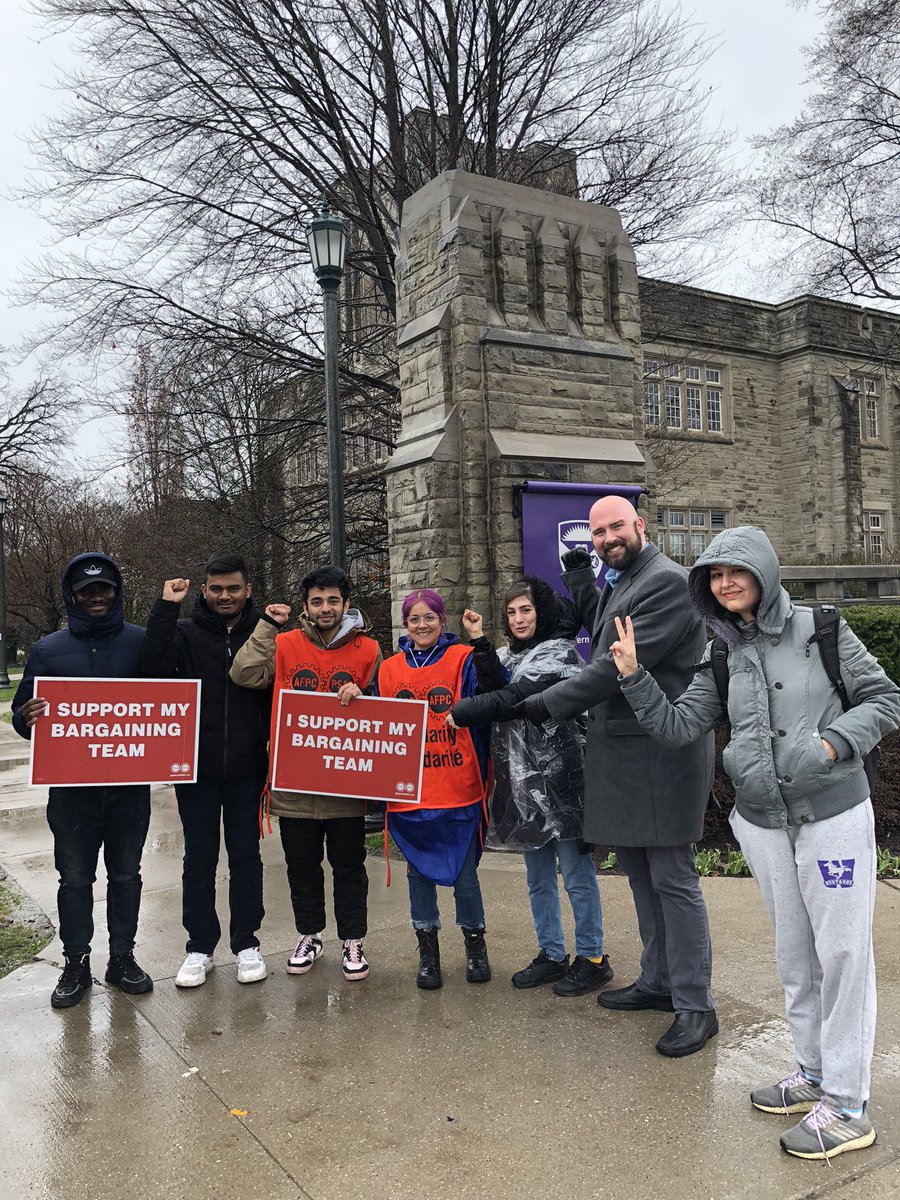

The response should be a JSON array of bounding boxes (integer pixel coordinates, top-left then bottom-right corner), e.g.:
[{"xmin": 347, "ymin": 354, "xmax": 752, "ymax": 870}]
[
  {"xmin": 561, "ymin": 547, "xmax": 592, "ymax": 571},
  {"xmin": 520, "ymin": 693, "xmax": 550, "ymax": 724}
]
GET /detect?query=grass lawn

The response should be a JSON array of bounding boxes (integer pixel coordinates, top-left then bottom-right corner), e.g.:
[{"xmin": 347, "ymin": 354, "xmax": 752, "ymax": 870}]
[
  {"xmin": 0, "ymin": 881, "xmax": 52, "ymax": 979},
  {"xmin": 0, "ymin": 682, "xmax": 16, "ymax": 724}
]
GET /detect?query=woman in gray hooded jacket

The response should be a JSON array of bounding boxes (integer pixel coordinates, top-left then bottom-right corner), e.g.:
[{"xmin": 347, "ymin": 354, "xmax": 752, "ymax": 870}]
[{"xmin": 609, "ymin": 526, "xmax": 900, "ymax": 1163}]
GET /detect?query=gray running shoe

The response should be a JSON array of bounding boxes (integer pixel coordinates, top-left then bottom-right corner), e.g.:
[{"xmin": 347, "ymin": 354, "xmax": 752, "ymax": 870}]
[
  {"xmin": 780, "ymin": 1098, "xmax": 876, "ymax": 1160},
  {"xmin": 751, "ymin": 1070, "xmax": 823, "ymax": 1114}
]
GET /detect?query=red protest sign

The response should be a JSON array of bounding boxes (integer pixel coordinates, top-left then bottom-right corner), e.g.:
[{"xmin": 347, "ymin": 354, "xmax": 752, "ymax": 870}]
[
  {"xmin": 29, "ymin": 677, "xmax": 202, "ymax": 787},
  {"xmin": 270, "ymin": 691, "xmax": 427, "ymax": 803}
]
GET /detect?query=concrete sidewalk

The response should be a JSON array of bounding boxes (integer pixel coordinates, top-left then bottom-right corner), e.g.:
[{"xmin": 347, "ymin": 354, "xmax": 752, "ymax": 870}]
[{"xmin": 0, "ymin": 720, "xmax": 898, "ymax": 1200}]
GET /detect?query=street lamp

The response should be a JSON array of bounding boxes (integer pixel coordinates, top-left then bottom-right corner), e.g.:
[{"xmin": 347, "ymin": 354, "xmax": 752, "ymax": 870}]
[
  {"xmin": 306, "ymin": 201, "xmax": 349, "ymax": 569},
  {"xmin": 0, "ymin": 496, "xmax": 10, "ymax": 688}
]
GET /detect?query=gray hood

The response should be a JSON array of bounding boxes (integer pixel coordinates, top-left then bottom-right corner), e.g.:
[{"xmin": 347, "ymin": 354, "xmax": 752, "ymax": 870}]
[{"xmin": 688, "ymin": 526, "xmax": 792, "ymax": 645}]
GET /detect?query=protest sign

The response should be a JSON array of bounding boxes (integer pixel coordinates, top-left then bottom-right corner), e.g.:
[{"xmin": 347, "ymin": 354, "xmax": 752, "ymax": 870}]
[
  {"xmin": 271, "ymin": 691, "xmax": 427, "ymax": 803},
  {"xmin": 30, "ymin": 677, "xmax": 201, "ymax": 787}
]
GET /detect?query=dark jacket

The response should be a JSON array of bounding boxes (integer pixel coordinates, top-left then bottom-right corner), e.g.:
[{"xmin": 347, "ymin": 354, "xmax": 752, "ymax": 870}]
[
  {"xmin": 538, "ymin": 544, "xmax": 715, "ymax": 847},
  {"xmin": 450, "ymin": 578, "xmax": 586, "ymax": 849},
  {"xmin": 139, "ymin": 594, "xmax": 271, "ymax": 780},
  {"xmin": 12, "ymin": 553, "xmax": 146, "ymax": 740}
]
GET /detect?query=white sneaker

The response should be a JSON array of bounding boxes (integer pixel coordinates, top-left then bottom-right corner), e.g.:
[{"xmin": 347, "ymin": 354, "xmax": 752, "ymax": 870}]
[
  {"xmin": 287, "ymin": 934, "xmax": 323, "ymax": 975},
  {"xmin": 236, "ymin": 947, "xmax": 267, "ymax": 984},
  {"xmin": 342, "ymin": 939, "xmax": 370, "ymax": 981},
  {"xmin": 175, "ymin": 952, "xmax": 214, "ymax": 988}
]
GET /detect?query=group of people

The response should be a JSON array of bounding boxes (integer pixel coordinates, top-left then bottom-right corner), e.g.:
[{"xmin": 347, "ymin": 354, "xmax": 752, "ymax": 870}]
[{"xmin": 12, "ymin": 494, "xmax": 900, "ymax": 1163}]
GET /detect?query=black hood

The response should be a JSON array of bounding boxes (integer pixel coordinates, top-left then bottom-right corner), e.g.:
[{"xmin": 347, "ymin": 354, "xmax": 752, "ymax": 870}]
[
  {"xmin": 62, "ymin": 552, "xmax": 125, "ymax": 639},
  {"xmin": 506, "ymin": 575, "xmax": 581, "ymax": 653}
]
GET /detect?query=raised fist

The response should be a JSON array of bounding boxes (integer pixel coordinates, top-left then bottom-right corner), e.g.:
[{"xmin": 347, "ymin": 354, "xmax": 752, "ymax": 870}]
[
  {"xmin": 461, "ymin": 609, "xmax": 484, "ymax": 640},
  {"xmin": 162, "ymin": 577, "xmax": 191, "ymax": 602},
  {"xmin": 561, "ymin": 547, "xmax": 592, "ymax": 571},
  {"xmin": 265, "ymin": 603, "xmax": 291, "ymax": 626}
]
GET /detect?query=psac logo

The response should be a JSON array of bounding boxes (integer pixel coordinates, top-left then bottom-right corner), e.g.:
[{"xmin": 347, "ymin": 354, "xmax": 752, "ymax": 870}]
[
  {"xmin": 394, "ymin": 781, "xmax": 416, "ymax": 795},
  {"xmin": 329, "ymin": 671, "xmax": 355, "ymax": 693},
  {"xmin": 558, "ymin": 521, "xmax": 602, "ymax": 579},
  {"xmin": 817, "ymin": 858, "xmax": 855, "ymax": 888}
]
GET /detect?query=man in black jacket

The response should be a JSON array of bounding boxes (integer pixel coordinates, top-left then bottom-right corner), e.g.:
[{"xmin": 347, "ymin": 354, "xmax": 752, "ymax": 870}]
[
  {"xmin": 12, "ymin": 553, "xmax": 154, "ymax": 1009},
  {"xmin": 139, "ymin": 553, "xmax": 271, "ymax": 987}
]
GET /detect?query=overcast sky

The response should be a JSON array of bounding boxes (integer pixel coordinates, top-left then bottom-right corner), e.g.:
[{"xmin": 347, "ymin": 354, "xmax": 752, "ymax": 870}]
[{"xmin": 0, "ymin": 0, "xmax": 824, "ymax": 413}]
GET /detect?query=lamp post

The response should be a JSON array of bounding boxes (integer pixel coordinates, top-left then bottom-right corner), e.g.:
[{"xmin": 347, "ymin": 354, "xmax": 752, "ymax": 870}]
[
  {"xmin": 306, "ymin": 201, "xmax": 349, "ymax": 569},
  {"xmin": 0, "ymin": 496, "xmax": 9, "ymax": 689}
]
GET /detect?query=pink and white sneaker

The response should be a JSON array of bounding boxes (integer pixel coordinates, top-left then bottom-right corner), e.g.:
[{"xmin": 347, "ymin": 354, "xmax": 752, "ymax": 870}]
[
  {"xmin": 287, "ymin": 934, "xmax": 323, "ymax": 975},
  {"xmin": 341, "ymin": 939, "xmax": 369, "ymax": 981}
]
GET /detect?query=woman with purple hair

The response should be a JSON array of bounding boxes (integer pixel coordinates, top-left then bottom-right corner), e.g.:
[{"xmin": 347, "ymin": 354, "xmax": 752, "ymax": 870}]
[{"xmin": 378, "ymin": 588, "xmax": 492, "ymax": 990}]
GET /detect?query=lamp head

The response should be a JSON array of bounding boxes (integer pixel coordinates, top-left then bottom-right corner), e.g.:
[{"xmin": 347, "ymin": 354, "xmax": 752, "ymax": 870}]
[{"xmin": 306, "ymin": 202, "xmax": 348, "ymax": 288}]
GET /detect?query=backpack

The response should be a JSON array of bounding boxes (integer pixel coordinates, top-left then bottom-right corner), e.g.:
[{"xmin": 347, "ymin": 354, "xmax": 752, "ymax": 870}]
[{"xmin": 709, "ymin": 604, "xmax": 879, "ymax": 795}]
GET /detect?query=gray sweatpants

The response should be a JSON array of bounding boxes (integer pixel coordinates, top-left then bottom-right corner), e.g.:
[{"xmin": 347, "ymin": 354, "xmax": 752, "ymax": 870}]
[{"xmin": 730, "ymin": 801, "xmax": 877, "ymax": 1109}]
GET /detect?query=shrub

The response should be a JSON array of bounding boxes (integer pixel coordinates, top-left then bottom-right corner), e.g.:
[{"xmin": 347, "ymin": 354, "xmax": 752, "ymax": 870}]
[{"xmin": 842, "ymin": 606, "xmax": 900, "ymax": 684}]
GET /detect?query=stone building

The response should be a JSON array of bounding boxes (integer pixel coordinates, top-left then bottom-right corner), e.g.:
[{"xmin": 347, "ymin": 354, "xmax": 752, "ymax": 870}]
[
  {"xmin": 640, "ymin": 279, "xmax": 900, "ymax": 566},
  {"xmin": 290, "ymin": 169, "xmax": 899, "ymax": 622}
]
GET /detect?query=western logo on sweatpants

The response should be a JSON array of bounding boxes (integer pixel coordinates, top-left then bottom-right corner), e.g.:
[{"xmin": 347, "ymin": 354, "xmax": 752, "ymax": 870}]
[{"xmin": 817, "ymin": 859, "xmax": 855, "ymax": 888}]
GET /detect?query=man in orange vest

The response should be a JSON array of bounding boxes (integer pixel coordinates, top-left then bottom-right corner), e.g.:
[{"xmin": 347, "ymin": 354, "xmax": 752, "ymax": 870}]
[{"xmin": 230, "ymin": 565, "xmax": 381, "ymax": 981}]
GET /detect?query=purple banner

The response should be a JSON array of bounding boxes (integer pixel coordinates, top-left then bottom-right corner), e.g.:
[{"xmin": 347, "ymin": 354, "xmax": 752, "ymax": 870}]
[{"xmin": 520, "ymin": 481, "xmax": 647, "ymax": 659}]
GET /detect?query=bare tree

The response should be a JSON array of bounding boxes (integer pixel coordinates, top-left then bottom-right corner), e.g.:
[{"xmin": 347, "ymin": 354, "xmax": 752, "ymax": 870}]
[
  {"xmin": 754, "ymin": 0, "xmax": 900, "ymax": 302},
  {"xmin": 0, "ymin": 365, "xmax": 73, "ymax": 486},
  {"xmin": 23, "ymin": 0, "xmax": 736, "ymax": 367}
]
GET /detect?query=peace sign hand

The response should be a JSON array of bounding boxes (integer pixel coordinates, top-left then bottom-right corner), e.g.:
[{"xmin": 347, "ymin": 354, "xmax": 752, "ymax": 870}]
[{"xmin": 610, "ymin": 615, "xmax": 639, "ymax": 677}]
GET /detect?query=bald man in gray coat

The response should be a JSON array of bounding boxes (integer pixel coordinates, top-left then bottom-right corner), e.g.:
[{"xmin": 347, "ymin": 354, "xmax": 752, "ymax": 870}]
[{"xmin": 523, "ymin": 496, "xmax": 717, "ymax": 1057}]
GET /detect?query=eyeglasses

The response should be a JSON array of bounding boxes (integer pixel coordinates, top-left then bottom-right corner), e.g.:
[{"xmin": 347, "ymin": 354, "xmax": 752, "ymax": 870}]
[{"xmin": 406, "ymin": 614, "xmax": 440, "ymax": 627}]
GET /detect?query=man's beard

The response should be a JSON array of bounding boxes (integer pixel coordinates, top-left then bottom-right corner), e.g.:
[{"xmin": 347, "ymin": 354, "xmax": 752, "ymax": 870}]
[{"xmin": 602, "ymin": 537, "xmax": 642, "ymax": 571}]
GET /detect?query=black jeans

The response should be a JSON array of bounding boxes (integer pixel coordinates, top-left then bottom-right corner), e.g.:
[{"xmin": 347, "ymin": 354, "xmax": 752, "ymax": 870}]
[
  {"xmin": 47, "ymin": 786, "xmax": 152, "ymax": 959},
  {"xmin": 279, "ymin": 815, "xmax": 368, "ymax": 940},
  {"xmin": 176, "ymin": 776, "xmax": 265, "ymax": 955}
]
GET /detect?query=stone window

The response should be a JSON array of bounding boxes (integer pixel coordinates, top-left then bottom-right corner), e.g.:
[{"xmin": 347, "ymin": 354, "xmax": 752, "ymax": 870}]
[
  {"xmin": 643, "ymin": 358, "xmax": 727, "ymax": 435},
  {"xmin": 657, "ymin": 507, "xmax": 729, "ymax": 563},
  {"xmin": 849, "ymin": 376, "xmax": 882, "ymax": 441},
  {"xmin": 863, "ymin": 510, "xmax": 888, "ymax": 559}
]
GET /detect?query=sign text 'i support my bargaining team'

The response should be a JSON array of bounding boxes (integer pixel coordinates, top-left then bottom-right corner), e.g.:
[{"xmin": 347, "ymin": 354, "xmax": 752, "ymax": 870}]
[
  {"xmin": 270, "ymin": 691, "xmax": 428, "ymax": 804},
  {"xmin": 29, "ymin": 677, "xmax": 202, "ymax": 787}
]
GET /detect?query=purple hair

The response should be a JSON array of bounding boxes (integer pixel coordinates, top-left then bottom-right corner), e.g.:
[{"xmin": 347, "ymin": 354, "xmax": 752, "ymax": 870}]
[{"xmin": 401, "ymin": 588, "xmax": 447, "ymax": 624}]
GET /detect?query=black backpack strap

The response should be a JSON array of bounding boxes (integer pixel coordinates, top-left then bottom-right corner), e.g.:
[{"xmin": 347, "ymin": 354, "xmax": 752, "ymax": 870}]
[
  {"xmin": 710, "ymin": 635, "xmax": 730, "ymax": 714},
  {"xmin": 811, "ymin": 605, "xmax": 851, "ymax": 711}
]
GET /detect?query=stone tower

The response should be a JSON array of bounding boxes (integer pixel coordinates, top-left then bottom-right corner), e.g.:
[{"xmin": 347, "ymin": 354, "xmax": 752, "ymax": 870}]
[{"xmin": 385, "ymin": 171, "xmax": 645, "ymax": 629}]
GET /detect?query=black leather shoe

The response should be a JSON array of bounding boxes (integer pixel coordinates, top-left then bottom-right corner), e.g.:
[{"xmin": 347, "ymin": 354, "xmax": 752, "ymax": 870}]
[
  {"xmin": 553, "ymin": 955, "xmax": 614, "ymax": 997},
  {"xmin": 656, "ymin": 1010, "xmax": 719, "ymax": 1057},
  {"xmin": 597, "ymin": 981, "xmax": 675, "ymax": 1011},
  {"xmin": 512, "ymin": 950, "xmax": 569, "ymax": 989}
]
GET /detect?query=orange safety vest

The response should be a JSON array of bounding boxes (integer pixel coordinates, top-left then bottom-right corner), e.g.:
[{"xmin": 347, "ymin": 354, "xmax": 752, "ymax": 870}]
[{"xmin": 378, "ymin": 643, "xmax": 484, "ymax": 813}]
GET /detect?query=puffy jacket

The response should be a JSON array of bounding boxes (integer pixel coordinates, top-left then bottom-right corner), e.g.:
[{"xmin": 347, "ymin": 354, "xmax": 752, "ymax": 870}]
[
  {"xmin": 450, "ymin": 577, "xmax": 586, "ymax": 848},
  {"xmin": 621, "ymin": 526, "xmax": 900, "ymax": 829},
  {"xmin": 138, "ymin": 594, "xmax": 271, "ymax": 780},
  {"xmin": 12, "ymin": 554, "xmax": 146, "ymax": 740}
]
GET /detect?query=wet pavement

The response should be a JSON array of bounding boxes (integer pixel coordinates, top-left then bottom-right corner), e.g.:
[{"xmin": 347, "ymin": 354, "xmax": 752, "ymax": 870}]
[{"xmin": 0, "ymin": 720, "xmax": 898, "ymax": 1200}]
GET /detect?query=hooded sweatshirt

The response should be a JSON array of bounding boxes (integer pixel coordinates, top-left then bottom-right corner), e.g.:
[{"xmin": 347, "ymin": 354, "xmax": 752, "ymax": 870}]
[
  {"xmin": 620, "ymin": 526, "xmax": 900, "ymax": 829},
  {"xmin": 229, "ymin": 606, "xmax": 382, "ymax": 820},
  {"xmin": 12, "ymin": 553, "xmax": 146, "ymax": 740}
]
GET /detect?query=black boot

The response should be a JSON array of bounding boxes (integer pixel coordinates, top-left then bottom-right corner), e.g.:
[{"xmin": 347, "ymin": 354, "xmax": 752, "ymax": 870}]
[
  {"xmin": 415, "ymin": 928, "xmax": 442, "ymax": 990},
  {"xmin": 51, "ymin": 954, "xmax": 92, "ymax": 1010},
  {"xmin": 462, "ymin": 927, "xmax": 491, "ymax": 983}
]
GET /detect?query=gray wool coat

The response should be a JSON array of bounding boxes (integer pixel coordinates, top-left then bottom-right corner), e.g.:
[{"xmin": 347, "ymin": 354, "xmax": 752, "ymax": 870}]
[{"xmin": 540, "ymin": 545, "xmax": 714, "ymax": 847}]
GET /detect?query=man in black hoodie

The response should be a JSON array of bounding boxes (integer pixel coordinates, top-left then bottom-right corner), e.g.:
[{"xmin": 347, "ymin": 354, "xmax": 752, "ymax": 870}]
[
  {"xmin": 139, "ymin": 553, "xmax": 270, "ymax": 987},
  {"xmin": 12, "ymin": 553, "xmax": 154, "ymax": 1009}
]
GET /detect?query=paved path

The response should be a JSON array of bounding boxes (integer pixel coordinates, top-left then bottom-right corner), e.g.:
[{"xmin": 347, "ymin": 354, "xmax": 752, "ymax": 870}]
[{"xmin": 0, "ymin": 720, "xmax": 898, "ymax": 1200}]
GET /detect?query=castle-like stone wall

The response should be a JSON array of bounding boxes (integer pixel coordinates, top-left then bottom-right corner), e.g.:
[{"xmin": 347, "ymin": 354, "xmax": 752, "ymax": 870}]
[{"xmin": 387, "ymin": 172, "xmax": 646, "ymax": 630}]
